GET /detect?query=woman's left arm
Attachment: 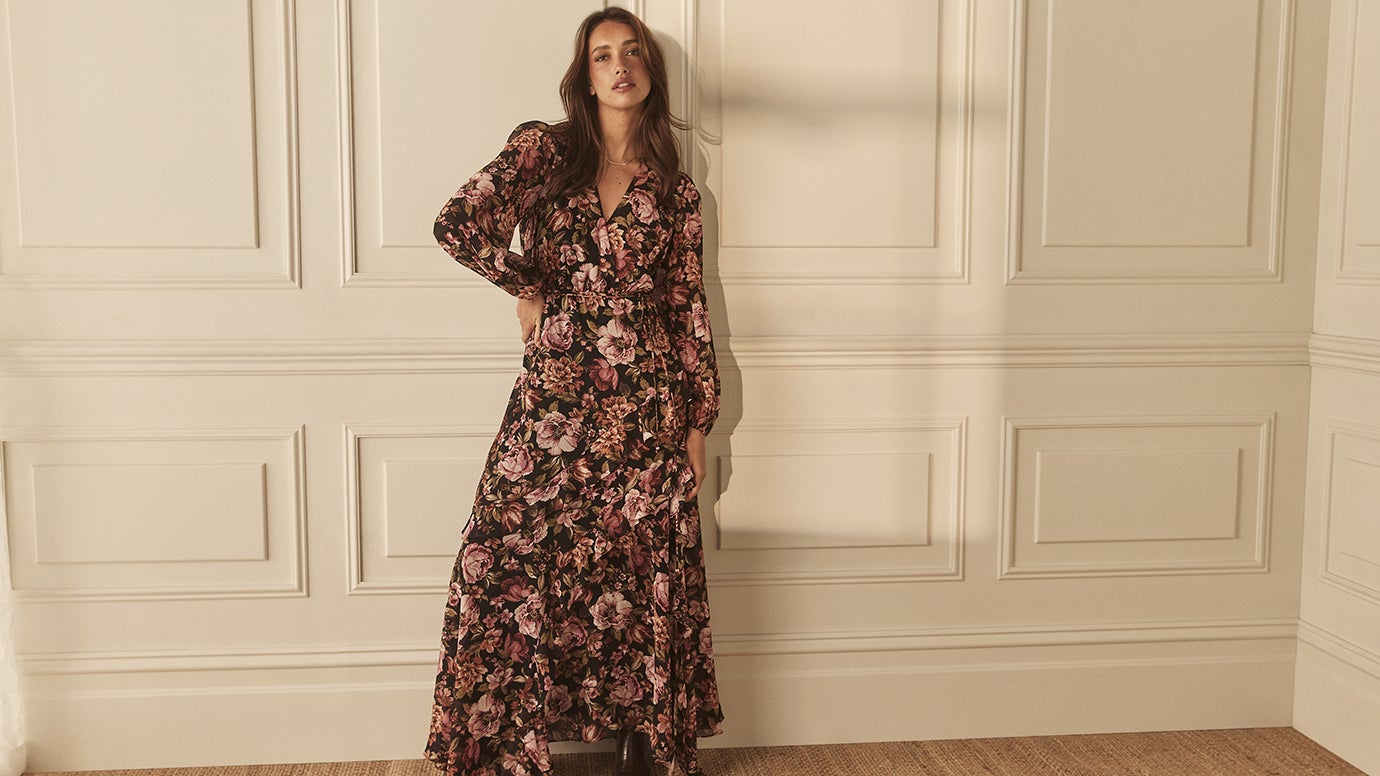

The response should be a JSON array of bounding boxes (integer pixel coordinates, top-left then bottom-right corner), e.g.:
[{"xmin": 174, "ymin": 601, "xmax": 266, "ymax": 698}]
[{"xmin": 666, "ymin": 176, "xmax": 719, "ymax": 497}]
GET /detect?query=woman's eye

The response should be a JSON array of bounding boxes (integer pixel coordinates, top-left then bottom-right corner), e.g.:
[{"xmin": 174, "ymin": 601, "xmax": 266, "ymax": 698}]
[{"xmin": 627, "ymin": 48, "xmax": 640, "ymax": 57}]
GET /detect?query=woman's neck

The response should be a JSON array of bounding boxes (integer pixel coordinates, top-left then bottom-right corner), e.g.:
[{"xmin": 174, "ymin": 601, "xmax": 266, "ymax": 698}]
[{"xmin": 598, "ymin": 107, "xmax": 641, "ymax": 163}]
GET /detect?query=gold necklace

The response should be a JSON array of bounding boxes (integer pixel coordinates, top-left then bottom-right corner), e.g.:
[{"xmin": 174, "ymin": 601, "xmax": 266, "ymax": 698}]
[{"xmin": 604, "ymin": 153, "xmax": 638, "ymax": 167}]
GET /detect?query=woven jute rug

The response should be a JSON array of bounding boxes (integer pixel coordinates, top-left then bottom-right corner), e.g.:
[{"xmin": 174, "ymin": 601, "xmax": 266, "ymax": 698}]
[{"xmin": 26, "ymin": 728, "xmax": 1364, "ymax": 776}]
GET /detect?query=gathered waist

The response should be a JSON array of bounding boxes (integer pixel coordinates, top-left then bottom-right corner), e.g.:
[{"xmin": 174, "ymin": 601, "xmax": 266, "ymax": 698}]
[{"xmin": 549, "ymin": 290, "xmax": 664, "ymax": 310}]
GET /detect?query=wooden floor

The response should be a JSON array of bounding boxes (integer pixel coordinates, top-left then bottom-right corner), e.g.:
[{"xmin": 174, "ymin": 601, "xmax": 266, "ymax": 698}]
[{"xmin": 25, "ymin": 727, "xmax": 1365, "ymax": 775}]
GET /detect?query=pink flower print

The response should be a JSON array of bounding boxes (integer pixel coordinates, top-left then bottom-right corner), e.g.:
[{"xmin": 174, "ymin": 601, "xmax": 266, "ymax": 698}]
[
  {"xmin": 515, "ymin": 597, "xmax": 545, "ymax": 638},
  {"xmin": 559, "ymin": 616, "xmax": 588, "ymax": 648},
  {"xmin": 457, "ymin": 594, "xmax": 480, "ymax": 630},
  {"xmin": 676, "ymin": 336, "xmax": 699, "ymax": 370},
  {"xmin": 523, "ymin": 480, "xmax": 559, "ymax": 505},
  {"xmin": 547, "ymin": 206, "xmax": 574, "ymax": 232},
  {"xmin": 450, "ymin": 653, "xmax": 485, "ymax": 694},
  {"xmin": 500, "ymin": 576, "xmax": 534, "ymax": 602},
  {"xmin": 609, "ymin": 673, "xmax": 644, "ymax": 705},
  {"xmin": 558, "ymin": 243, "xmax": 585, "ymax": 265},
  {"xmin": 523, "ymin": 730, "xmax": 551, "ymax": 771},
  {"xmin": 466, "ymin": 693, "xmax": 505, "ymax": 738},
  {"xmin": 534, "ymin": 411, "xmax": 581, "ymax": 454},
  {"xmin": 590, "ymin": 591, "xmax": 633, "ymax": 630},
  {"xmin": 682, "ymin": 208, "xmax": 703, "ymax": 241},
  {"xmin": 596, "ymin": 319, "xmax": 638, "ymax": 365},
  {"xmin": 516, "ymin": 143, "xmax": 542, "ymax": 171},
  {"xmin": 460, "ymin": 544, "xmax": 493, "ymax": 584},
  {"xmin": 609, "ymin": 295, "xmax": 635, "ymax": 316},
  {"xmin": 461, "ymin": 172, "xmax": 495, "ymax": 205},
  {"xmin": 654, "ymin": 572, "xmax": 670, "ymax": 610},
  {"xmin": 544, "ymin": 685, "xmax": 574, "ymax": 721},
  {"xmin": 503, "ymin": 633, "xmax": 529, "ymax": 663},
  {"xmin": 592, "ymin": 219, "xmax": 612, "ymax": 255},
  {"xmin": 540, "ymin": 313, "xmax": 574, "ymax": 351},
  {"xmin": 571, "ymin": 263, "xmax": 605, "ymax": 294},
  {"xmin": 691, "ymin": 301, "xmax": 711, "ymax": 341},
  {"xmin": 622, "ymin": 488, "xmax": 652, "ymax": 524},
  {"xmin": 496, "ymin": 446, "xmax": 533, "ymax": 481},
  {"xmin": 627, "ymin": 188, "xmax": 657, "ymax": 223}
]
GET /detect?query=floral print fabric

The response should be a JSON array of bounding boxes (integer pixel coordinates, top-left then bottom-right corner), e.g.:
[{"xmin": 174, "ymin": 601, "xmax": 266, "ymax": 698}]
[{"xmin": 426, "ymin": 122, "xmax": 723, "ymax": 776}]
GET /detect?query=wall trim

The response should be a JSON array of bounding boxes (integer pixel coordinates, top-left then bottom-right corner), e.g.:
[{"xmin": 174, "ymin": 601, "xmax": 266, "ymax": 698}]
[
  {"xmin": 0, "ymin": 332, "xmax": 1312, "ymax": 376},
  {"xmin": 1297, "ymin": 620, "xmax": 1380, "ymax": 682},
  {"xmin": 17, "ymin": 617, "xmax": 1298, "ymax": 675},
  {"xmin": 1310, "ymin": 333, "xmax": 1380, "ymax": 376}
]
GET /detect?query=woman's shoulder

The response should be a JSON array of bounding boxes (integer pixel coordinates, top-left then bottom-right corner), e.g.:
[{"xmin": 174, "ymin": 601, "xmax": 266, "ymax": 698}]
[
  {"xmin": 505, "ymin": 120, "xmax": 570, "ymax": 154},
  {"xmin": 670, "ymin": 170, "xmax": 701, "ymax": 210}
]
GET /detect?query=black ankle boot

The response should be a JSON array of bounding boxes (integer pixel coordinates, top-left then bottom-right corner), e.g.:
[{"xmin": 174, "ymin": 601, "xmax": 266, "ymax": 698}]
[{"xmin": 613, "ymin": 727, "xmax": 652, "ymax": 776}]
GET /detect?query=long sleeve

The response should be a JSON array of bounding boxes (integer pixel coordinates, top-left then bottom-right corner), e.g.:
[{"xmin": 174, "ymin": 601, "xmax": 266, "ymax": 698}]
[
  {"xmin": 434, "ymin": 122, "xmax": 553, "ymax": 298},
  {"xmin": 666, "ymin": 175, "xmax": 720, "ymax": 436}
]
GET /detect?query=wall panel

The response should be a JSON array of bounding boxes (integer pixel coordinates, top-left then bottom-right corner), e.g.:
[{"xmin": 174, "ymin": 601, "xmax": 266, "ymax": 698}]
[
  {"xmin": 1009, "ymin": 0, "xmax": 1291, "ymax": 282},
  {"xmin": 1331, "ymin": 0, "xmax": 1380, "ymax": 281},
  {"xmin": 1320, "ymin": 421, "xmax": 1380, "ymax": 602},
  {"xmin": 708, "ymin": 419, "xmax": 964, "ymax": 584},
  {"xmin": 697, "ymin": 0, "xmax": 971, "ymax": 283},
  {"xmin": 2, "ymin": 427, "xmax": 306, "ymax": 601},
  {"xmin": 1001, "ymin": 416, "xmax": 1274, "ymax": 578},
  {"xmin": 0, "ymin": 0, "xmax": 300, "ymax": 288}
]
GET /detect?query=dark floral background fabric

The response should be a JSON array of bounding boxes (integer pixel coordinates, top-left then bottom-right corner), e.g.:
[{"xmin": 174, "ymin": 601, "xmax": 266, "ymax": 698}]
[{"xmin": 426, "ymin": 122, "xmax": 723, "ymax": 776}]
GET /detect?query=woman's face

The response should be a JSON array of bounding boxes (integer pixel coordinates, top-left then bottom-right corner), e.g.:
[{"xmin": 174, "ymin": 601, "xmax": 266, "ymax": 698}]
[{"xmin": 587, "ymin": 21, "xmax": 650, "ymax": 114}]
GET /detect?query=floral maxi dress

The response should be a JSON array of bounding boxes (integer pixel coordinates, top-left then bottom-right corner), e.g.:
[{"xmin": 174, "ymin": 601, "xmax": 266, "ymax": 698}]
[{"xmin": 426, "ymin": 122, "xmax": 724, "ymax": 776}]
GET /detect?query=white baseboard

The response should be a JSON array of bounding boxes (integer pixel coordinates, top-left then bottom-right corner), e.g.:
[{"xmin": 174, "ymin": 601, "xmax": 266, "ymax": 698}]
[
  {"xmin": 1294, "ymin": 624, "xmax": 1380, "ymax": 775},
  {"xmin": 21, "ymin": 639, "xmax": 1296, "ymax": 771}
]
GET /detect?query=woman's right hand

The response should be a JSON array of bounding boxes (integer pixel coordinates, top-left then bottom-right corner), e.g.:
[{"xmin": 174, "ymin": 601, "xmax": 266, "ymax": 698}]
[{"xmin": 518, "ymin": 294, "xmax": 545, "ymax": 343}]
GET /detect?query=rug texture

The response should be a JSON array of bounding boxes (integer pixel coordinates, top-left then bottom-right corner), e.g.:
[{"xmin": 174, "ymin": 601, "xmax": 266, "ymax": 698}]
[{"xmin": 25, "ymin": 728, "xmax": 1363, "ymax": 776}]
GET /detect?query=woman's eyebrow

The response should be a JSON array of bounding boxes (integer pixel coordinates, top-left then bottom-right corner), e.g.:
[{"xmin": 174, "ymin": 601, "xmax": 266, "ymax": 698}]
[{"xmin": 591, "ymin": 39, "xmax": 639, "ymax": 53}]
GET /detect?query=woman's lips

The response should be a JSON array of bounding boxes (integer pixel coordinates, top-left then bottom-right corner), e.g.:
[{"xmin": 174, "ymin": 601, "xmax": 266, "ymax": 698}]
[{"xmin": 613, "ymin": 79, "xmax": 635, "ymax": 91}]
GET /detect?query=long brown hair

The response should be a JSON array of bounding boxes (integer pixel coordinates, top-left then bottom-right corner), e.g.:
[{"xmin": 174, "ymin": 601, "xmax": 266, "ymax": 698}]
[{"xmin": 547, "ymin": 8, "xmax": 689, "ymax": 203}]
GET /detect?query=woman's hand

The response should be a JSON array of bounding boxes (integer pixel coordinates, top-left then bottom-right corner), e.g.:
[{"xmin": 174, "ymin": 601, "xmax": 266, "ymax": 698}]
[
  {"xmin": 517, "ymin": 294, "xmax": 545, "ymax": 343},
  {"xmin": 686, "ymin": 428, "xmax": 707, "ymax": 499}
]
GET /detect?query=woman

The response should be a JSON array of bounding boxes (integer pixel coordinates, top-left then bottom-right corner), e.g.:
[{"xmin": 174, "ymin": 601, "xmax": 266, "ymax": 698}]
[{"xmin": 426, "ymin": 9, "xmax": 723, "ymax": 776}]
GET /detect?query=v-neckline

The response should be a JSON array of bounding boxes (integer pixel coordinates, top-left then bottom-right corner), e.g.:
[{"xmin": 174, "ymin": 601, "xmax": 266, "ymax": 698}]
[{"xmin": 596, "ymin": 168, "xmax": 645, "ymax": 221}]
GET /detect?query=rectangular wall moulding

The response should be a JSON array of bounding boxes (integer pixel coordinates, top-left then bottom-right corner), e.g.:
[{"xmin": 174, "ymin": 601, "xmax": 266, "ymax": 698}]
[
  {"xmin": 697, "ymin": 0, "xmax": 972, "ymax": 284},
  {"xmin": 0, "ymin": 0, "xmax": 300, "ymax": 288},
  {"xmin": 708, "ymin": 418, "xmax": 965, "ymax": 585},
  {"xmin": 341, "ymin": 0, "xmax": 601, "ymax": 286},
  {"xmin": 1330, "ymin": 0, "xmax": 1380, "ymax": 283},
  {"xmin": 1006, "ymin": 0, "xmax": 1293, "ymax": 283},
  {"xmin": 1000, "ymin": 415, "xmax": 1275, "ymax": 578},
  {"xmin": 345, "ymin": 424, "xmax": 497, "ymax": 594},
  {"xmin": 1320, "ymin": 421, "xmax": 1380, "ymax": 603},
  {"xmin": 1, "ymin": 427, "xmax": 306, "ymax": 601}
]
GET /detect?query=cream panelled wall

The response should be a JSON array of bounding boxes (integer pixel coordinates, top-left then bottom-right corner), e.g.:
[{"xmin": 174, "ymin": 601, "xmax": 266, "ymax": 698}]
[
  {"xmin": 1295, "ymin": 0, "xmax": 1380, "ymax": 773},
  {"xmin": 0, "ymin": 0, "xmax": 1350, "ymax": 771}
]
